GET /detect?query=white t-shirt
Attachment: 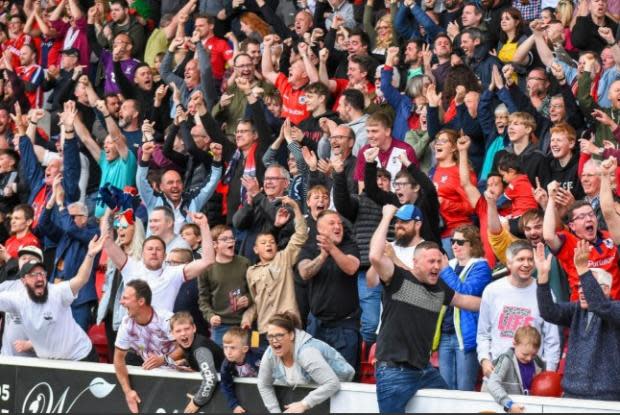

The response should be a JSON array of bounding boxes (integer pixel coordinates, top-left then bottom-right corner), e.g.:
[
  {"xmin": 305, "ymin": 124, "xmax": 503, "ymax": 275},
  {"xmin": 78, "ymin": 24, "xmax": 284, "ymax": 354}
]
[
  {"xmin": 391, "ymin": 242, "xmax": 416, "ymax": 268},
  {"xmin": 121, "ymin": 258, "xmax": 186, "ymax": 312},
  {"xmin": 476, "ymin": 277, "xmax": 561, "ymax": 371},
  {"xmin": 0, "ymin": 281, "xmax": 34, "ymax": 357},
  {"xmin": 115, "ymin": 308, "xmax": 176, "ymax": 360},
  {"xmin": 0, "ymin": 281, "xmax": 92, "ymax": 360}
]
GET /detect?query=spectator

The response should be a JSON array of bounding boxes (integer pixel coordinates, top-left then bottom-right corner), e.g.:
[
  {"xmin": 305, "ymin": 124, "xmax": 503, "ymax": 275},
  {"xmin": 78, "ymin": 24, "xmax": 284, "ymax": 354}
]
[
  {"xmin": 147, "ymin": 206, "xmax": 192, "ymax": 252},
  {"xmin": 104, "ymin": 212, "xmax": 215, "ymax": 312},
  {"xmin": 170, "ymin": 311, "xmax": 225, "ymax": 413},
  {"xmin": 113, "ymin": 280, "xmax": 180, "ymax": 413},
  {"xmin": 257, "ymin": 312, "xmax": 355, "ymax": 413},
  {"xmin": 94, "ymin": 0, "xmax": 146, "ymax": 59},
  {"xmin": 485, "ymin": 326, "xmax": 546, "ymax": 413},
  {"xmin": 241, "ymin": 197, "xmax": 308, "ymax": 345},
  {"xmin": 0, "ymin": 235, "xmax": 105, "ymax": 361},
  {"xmin": 220, "ymin": 327, "xmax": 263, "ymax": 413},
  {"xmin": 368, "ymin": 223, "xmax": 482, "ymax": 413},
  {"xmin": 4, "ymin": 204, "xmax": 39, "ymax": 258},
  {"xmin": 297, "ymin": 209, "xmax": 361, "ymax": 369},
  {"xmin": 536, "ymin": 238, "xmax": 620, "ymax": 401},
  {"xmin": 477, "ymin": 240, "xmax": 561, "ymax": 379},
  {"xmin": 436, "ymin": 225, "xmax": 492, "ymax": 391},
  {"xmin": 198, "ymin": 225, "xmax": 251, "ymax": 346}
]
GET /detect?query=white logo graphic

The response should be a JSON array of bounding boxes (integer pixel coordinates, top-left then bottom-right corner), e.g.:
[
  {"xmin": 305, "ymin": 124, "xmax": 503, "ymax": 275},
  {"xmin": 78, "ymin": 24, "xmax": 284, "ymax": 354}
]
[{"xmin": 22, "ymin": 377, "xmax": 116, "ymax": 413}]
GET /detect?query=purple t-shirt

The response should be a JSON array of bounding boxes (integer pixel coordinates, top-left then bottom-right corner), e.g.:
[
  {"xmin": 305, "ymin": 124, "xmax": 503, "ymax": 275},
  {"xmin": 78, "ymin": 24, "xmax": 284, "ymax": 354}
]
[
  {"xmin": 518, "ymin": 359, "xmax": 536, "ymax": 394},
  {"xmin": 101, "ymin": 50, "xmax": 140, "ymax": 95}
]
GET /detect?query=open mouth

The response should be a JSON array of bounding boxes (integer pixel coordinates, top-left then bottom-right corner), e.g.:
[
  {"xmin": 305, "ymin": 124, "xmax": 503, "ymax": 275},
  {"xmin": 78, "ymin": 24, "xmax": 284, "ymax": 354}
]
[
  {"xmin": 272, "ymin": 343, "xmax": 282, "ymax": 352},
  {"xmin": 585, "ymin": 224, "xmax": 595, "ymax": 233},
  {"xmin": 316, "ymin": 204, "xmax": 325, "ymax": 212}
]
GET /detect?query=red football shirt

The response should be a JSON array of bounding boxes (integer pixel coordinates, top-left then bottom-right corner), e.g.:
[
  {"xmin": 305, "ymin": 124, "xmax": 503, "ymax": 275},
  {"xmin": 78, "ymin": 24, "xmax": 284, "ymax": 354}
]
[
  {"xmin": 5, "ymin": 231, "xmax": 40, "ymax": 258},
  {"xmin": 274, "ymin": 73, "xmax": 309, "ymax": 125},
  {"xmin": 503, "ymin": 174, "xmax": 538, "ymax": 218},
  {"xmin": 204, "ymin": 36, "xmax": 233, "ymax": 81},
  {"xmin": 331, "ymin": 78, "xmax": 376, "ymax": 111},
  {"xmin": 555, "ymin": 229, "xmax": 620, "ymax": 301}
]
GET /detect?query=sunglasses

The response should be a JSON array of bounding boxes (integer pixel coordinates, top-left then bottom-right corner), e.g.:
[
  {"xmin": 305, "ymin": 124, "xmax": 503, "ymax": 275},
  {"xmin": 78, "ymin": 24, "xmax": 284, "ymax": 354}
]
[
  {"xmin": 451, "ymin": 238, "xmax": 468, "ymax": 246},
  {"xmin": 113, "ymin": 219, "xmax": 130, "ymax": 229}
]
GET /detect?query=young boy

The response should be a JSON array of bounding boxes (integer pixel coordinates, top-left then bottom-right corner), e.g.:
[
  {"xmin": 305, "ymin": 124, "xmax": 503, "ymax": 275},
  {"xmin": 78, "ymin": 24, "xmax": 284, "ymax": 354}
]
[
  {"xmin": 241, "ymin": 196, "xmax": 308, "ymax": 344},
  {"xmin": 170, "ymin": 312, "xmax": 225, "ymax": 413},
  {"xmin": 220, "ymin": 327, "xmax": 264, "ymax": 413},
  {"xmin": 485, "ymin": 326, "xmax": 546, "ymax": 413},
  {"xmin": 180, "ymin": 223, "xmax": 202, "ymax": 258},
  {"xmin": 497, "ymin": 153, "xmax": 539, "ymax": 236}
]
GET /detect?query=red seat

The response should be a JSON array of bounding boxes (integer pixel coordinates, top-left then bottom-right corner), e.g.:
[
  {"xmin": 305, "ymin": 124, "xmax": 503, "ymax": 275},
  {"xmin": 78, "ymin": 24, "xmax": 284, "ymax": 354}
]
[{"xmin": 88, "ymin": 324, "xmax": 109, "ymax": 363}]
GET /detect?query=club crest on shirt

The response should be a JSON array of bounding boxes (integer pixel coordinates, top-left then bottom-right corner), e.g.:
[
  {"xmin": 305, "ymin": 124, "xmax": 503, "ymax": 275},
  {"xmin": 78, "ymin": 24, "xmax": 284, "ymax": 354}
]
[
  {"xmin": 440, "ymin": 175, "xmax": 448, "ymax": 183},
  {"xmin": 604, "ymin": 238, "xmax": 614, "ymax": 249},
  {"xmin": 298, "ymin": 95, "xmax": 307, "ymax": 105}
]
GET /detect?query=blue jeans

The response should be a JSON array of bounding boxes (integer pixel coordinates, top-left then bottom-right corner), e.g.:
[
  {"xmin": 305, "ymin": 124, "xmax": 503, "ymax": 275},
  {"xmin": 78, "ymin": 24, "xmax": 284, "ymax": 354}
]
[
  {"xmin": 306, "ymin": 314, "xmax": 360, "ymax": 372},
  {"xmin": 441, "ymin": 236, "xmax": 454, "ymax": 259},
  {"xmin": 438, "ymin": 333, "xmax": 479, "ymax": 391},
  {"xmin": 375, "ymin": 362, "xmax": 448, "ymax": 413},
  {"xmin": 357, "ymin": 271, "xmax": 382, "ymax": 344},
  {"xmin": 210, "ymin": 323, "xmax": 235, "ymax": 347}
]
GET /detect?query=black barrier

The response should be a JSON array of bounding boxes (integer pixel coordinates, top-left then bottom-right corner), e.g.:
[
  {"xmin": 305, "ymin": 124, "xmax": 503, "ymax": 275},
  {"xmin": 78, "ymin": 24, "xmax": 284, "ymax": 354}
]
[{"xmin": 0, "ymin": 361, "xmax": 329, "ymax": 413}]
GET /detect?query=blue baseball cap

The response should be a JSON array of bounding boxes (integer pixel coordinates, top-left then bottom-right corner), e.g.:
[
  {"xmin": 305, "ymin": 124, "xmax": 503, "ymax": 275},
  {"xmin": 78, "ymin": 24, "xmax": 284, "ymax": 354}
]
[{"xmin": 394, "ymin": 204, "xmax": 423, "ymax": 222}]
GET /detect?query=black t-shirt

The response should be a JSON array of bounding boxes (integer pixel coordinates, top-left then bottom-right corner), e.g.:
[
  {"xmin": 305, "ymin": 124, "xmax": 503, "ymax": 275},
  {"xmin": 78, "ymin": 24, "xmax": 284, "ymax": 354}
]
[
  {"xmin": 184, "ymin": 334, "xmax": 225, "ymax": 371},
  {"xmin": 297, "ymin": 237, "xmax": 360, "ymax": 322},
  {"xmin": 376, "ymin": 266, "xmax": 455, "ymax": 369}
]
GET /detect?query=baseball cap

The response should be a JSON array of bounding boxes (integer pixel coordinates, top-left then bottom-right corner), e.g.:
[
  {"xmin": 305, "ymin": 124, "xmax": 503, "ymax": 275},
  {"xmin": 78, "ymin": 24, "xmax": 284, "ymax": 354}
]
[
  {"xmin": 394, "ymin": 204, "xmax": 423, "ymax": 222},
  {"xmin": 61, "ymin": 48, "xmax": 80, "ymax": 58},
  {"xmin": 18, "ymin": 246, "xmax": 43, "ymax": 262},
  {"xmin": 19, "ymin": 260, "xmax": 46, "ymax": 279}
]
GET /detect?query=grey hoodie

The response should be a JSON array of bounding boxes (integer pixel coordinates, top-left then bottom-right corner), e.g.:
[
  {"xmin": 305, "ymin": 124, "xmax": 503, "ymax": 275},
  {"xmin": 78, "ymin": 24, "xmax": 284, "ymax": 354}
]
[
  {"xmin": 257, "ymin": 329, "xmax": 354, "ymax": 413},
  {"xmin": 483, "ymin": 347, "xmax": 546, "ymax": 408}
]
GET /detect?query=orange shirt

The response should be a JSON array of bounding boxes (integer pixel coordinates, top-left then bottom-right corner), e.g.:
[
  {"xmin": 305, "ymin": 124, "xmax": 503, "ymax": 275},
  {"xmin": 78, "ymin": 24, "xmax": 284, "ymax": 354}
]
[{"xmin": 274, "ymin": 73, "xmax": 308, "ymax": 125}]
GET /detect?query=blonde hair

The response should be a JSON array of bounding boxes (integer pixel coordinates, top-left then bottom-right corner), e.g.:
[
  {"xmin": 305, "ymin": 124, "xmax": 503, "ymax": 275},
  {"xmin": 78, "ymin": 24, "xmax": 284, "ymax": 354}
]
[
  {"xmin": 555, "ymin": 0, "xmax": 574, "ymax": 28},
  {"xmin": 375, "ymin": 14, "xmax": 393, "ymax": 50},
  {"xmin": 514, "ymin": 326, "xmax": 541, "ymax": 349},
  {"xmin": 223, "ymin": 327, "xmax": 250, "ymax": 346}
]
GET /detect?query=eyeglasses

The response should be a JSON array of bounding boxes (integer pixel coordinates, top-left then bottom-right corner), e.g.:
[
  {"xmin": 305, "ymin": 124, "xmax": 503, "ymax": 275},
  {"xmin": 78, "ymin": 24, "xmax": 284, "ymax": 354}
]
[
  {"xmin": 451, "ymin": 238, "xmax": 469, "ymax": 246},
  {"xmin": 571, "ymin": 212, "xmax": 596, "ymax": 222},
  {"xmin": 393, "ymin": 181, "xmax": 412, "ymax": 188},
  {"xmin": 25, "ymin": 271, "xmax": 47, "ymax": 279},
  {"xmin": 266, "ymin": 333, "xmax": 286, "ymax": 342},
  {"xmin": 217, "ymin": 236, "xmax": 235, "ymax": 243}
]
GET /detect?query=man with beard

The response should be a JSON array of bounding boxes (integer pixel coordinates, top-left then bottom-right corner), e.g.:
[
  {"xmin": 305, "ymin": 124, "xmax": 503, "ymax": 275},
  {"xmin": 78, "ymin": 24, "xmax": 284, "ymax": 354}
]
[
  {"xmin": 0, "ymin": 245, "xmax": 43, "ymax": 357},
  {"xmin": 0, "ymin": 234, "xmax": 105, "ymax": 361},
  {"xmin": 297, "ymin": 209, "xmax": 361, "ymax": 370},
  {"xmin": 114, "ymin": 63, "xmax": 158, "ymax": 128},
  {"xmin": 476, "ymin": 241, "xmax": 561, "ymax": 379},
  {"xmin": 88, "ymin": 31, "xmax": 141, "ymax": 96},
  {"xmin": 7, "ymin": 44, "xmax": 44, "ymax": 109},
  {"xmin": 367, "ymin": 204, "xmax": 424, "ymax": 288},
  {"xmin": 363, "ymin": 150, "xmax": 440, "ymax": 244},
  {"xmin": 544, "ymin": 182, "xmax": 620, "ymax": 302},
  {"xmin": 460, "ymin": 27, "xmax": 502, "ymax": 90}
]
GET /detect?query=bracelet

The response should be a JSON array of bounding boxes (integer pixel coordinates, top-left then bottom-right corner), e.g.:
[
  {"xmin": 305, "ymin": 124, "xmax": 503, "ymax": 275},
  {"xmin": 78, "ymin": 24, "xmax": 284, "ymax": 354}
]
[
  {"xmin": 104, "ymin": 114, "xmax": 111, "ymax": 118},
  {"xmin": 29, "ymin": 120, "xmax": 36, "ymax": 125},
  {"xmin": 65, "ymin": 129, "xmax": 75, "ymax": 134}
]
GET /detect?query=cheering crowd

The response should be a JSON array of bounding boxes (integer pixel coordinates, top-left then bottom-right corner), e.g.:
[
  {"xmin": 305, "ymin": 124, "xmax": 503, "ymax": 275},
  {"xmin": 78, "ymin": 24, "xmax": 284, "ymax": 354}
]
[{"xmin": 0, "ymin": 0, "xmax": 620, "ymax": 412}]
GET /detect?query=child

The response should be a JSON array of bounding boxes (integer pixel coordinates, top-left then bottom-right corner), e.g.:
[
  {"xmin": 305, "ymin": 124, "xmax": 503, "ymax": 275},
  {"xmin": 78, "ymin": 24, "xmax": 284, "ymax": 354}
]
[
  {"xmin": 485, "ymin": 326, "xmax": 546, "ymax": 413},
  {"xmin": 496, "ymin": 153, "xmax": 539, "ymax": 236},
  {"xmin": 220, "ymin": 327, "xmax": 264, "ymax": 413},
  {"xmin": 170, "ymin": 312, "xmax": 225, "ymax": 413},
  {"xmin": 180, "ymin": 223, "xmax": 202, "ymax": 258}
]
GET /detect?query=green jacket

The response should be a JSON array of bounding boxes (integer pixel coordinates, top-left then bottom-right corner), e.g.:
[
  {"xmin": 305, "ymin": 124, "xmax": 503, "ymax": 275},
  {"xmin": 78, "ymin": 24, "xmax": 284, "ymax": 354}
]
[{"xmin": 577, "ymin": 71, "xmax": 620, "ymax": 146}]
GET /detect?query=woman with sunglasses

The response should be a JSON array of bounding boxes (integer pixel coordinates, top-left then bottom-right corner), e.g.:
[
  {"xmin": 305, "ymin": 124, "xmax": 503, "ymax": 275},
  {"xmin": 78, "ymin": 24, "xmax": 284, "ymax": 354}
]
[
  {"xmin": 433, "ymin": 225, "xmax": 492, "ymax": 391},
  {"xmin": 96, "ymin": 208, "xmax": 146, "ymax": 362},
  {"xmin": 257, "ymin": 312, "xmax": 355, "ymax": 413}
]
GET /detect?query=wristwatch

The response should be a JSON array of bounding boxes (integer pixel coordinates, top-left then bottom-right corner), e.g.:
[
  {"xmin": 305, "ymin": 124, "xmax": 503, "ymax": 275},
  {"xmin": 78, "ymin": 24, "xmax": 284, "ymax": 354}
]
[{"xmin": 503, "ymin": 400, "xmax": 514, "ymax": 413}]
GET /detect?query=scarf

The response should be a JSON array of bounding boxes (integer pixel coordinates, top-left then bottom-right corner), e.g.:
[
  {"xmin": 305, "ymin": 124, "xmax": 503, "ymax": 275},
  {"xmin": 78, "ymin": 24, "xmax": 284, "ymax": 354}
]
[{"xmin": 223, "ymin": 143, "xmax": 258, "ymax": 204}]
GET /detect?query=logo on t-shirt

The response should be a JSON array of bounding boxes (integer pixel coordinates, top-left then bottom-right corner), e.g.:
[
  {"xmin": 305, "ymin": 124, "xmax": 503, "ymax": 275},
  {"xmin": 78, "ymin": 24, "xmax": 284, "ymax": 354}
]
[
  {"xmin": 498, "ymin": 305, "xmax": 534, "ymax": 338},
  {"xmin": 298, "ymin": 95, "xmax": 307, "ymax": 104}
]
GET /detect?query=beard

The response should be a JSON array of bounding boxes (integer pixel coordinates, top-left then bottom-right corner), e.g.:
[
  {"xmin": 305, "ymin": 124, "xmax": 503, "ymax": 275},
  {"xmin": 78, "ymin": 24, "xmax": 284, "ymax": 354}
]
[
  {"xmin": 26, "ymin": 283, "xmax": 48, "ymax": 304},
  {"xmin": 118, "ymin": 117, "xmax": 130, "ymax": 128},
  {"xmin": 395, "ymin": 229, "xmax": 416, "ymax": 247}
]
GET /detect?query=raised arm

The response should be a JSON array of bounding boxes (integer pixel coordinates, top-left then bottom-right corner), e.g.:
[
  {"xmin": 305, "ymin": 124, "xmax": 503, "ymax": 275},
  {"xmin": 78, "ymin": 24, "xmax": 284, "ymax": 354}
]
[
  {"xmin": 543, "ymin": 181, "xmax": 563, "ymax": 252},
  {"xmin": 261, "ymin": 35, "xmax": 280, "ymax": 85},
  {"xmin": 457, "ymin": 136, "xmax": 480, "ymax": 209},
  {"xmin": 182, "ymin": 213, "xmax": 215, "ymax": 279},
  {"xmin": 534, "ymin": 242, "xmax": 575, "ymax": 327},
  {"xmin": 69, "ymin": 235, "xmax": 106, "ymax": 295},
  {"xmin": 298, "ymin": 42, "xmax": 319, "ymax": 84},
  {"xmin": 74, "ymin": 114, "xmax": 102, "ymax": 160},
  {"xmin": 368, "ymin": 205, "xmax": 397, "ymax": 285},
  {"xmin": 600, "ymin": 157, "xmax": 620, "ymax": 244},
  {"xmin": 96, "ymin": 100, "xmax": 129, "ymax": 159}
]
